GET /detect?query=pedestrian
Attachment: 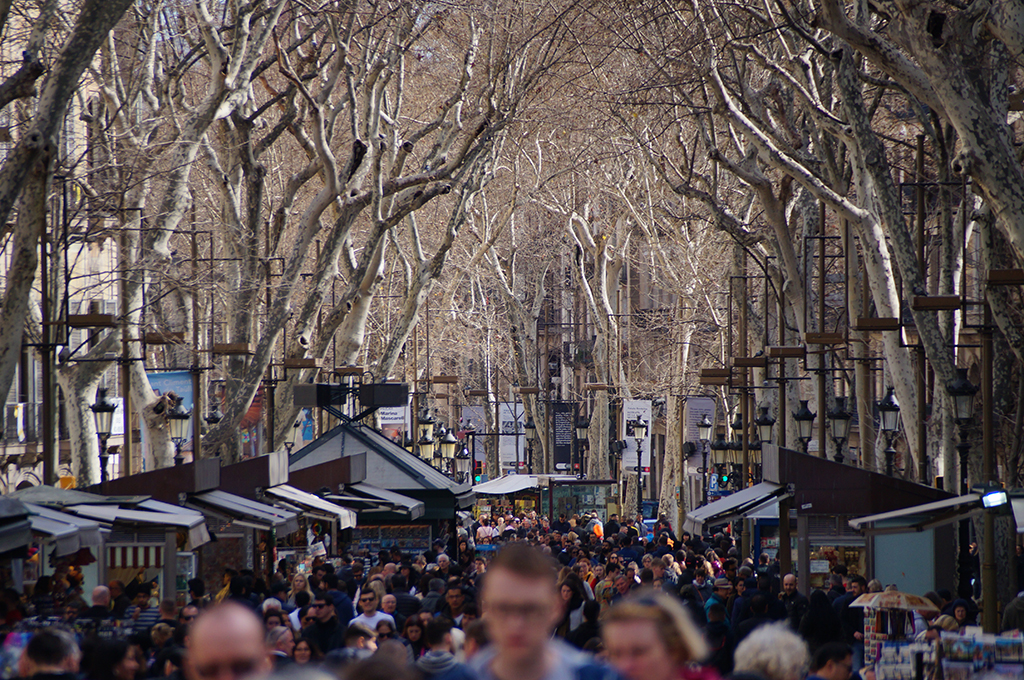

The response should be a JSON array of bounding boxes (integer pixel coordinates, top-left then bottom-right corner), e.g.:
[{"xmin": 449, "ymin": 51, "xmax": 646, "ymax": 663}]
[
  {"xmin": 472, "ymin": 543, "xmax": 617, "ymax": 680},
  {"xmin": 183, "ymin": 603, "xmax": 271, "ymax": 680},
  {"xmin": 732, "ymin": 623, "xmax": 808, "ymax": 680},
  {"xmin": 402, "ymin": 617, "xmax": 427, "ymax": 658},
  {"xmin": 799, "ymin": 590, "xmax": 844, "ymax": 656},
  {"xmin": 415, "ymin": 616, "xmax": 478, "ymax": 680},
  {"xmin": 18, "ymin": 628, "xmax": 80, "ymax": 680},
  {"xmin": 705, "ymin": 579, "xmax": 732, "ymax": 626},
  {"xmin": 84, "ymin": 639, "xmax": 137, "ymax": 680},
  {"xmin": 267, "ymin": 627, "xmax": 295, "ymax": 670},
  {"xmin": 833, "ymin": 576, "xmax": 866, "ymax": 670},
  {"xmin": 602, "ymin": 591, "xmax": 715, "ymax": 680},
  {"xmin": 307, "ymin": 593, "xmax": 346, "ymax": 653},
  {"xmin": 779, "ymin": 575, "xmax": 809, "ymax": 632},
  {"xmin": 806, "ymin": 643, "xmax": 853, "ymax": 680},
  {"xmin": 292, "ymin": 637, "xmax": 321, "ymax": 666}
]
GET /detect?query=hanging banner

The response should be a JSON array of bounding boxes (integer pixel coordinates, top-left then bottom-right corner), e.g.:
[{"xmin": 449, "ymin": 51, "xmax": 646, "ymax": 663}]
[
  {"xmin": 497, "ymin": 402, "xmax": 525, "ymax": 472},
  {"xmin": 379, "ymin": 400, "xmax": 410, "ymax": 444},
  {"xmin": 552, "ymin": 402, "xmax": 573, "ymax": 471},
  {"xmin": 621, "ymin": 399, "xmax": 652, "ymax": 472},
  {"xmin": 683, "ymin": 397, "xmax": 716, "ymax": 464}
]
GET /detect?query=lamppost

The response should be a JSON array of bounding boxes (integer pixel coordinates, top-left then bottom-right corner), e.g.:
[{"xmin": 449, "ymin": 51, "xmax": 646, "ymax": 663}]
[
  {"xmin": 575, "ymin": 414, "xmax": 589, "ymax": 479},
  {"xmin": 455, "ymin": 444, "xmax": 472, "ymax": 483},
  {"xmin": 827, "ymin": 397, "xmax": 853, "ymax": 464},
  {"xmin": 946, "ymin": 368, "xmax": 978, "ymax": 598},
  {"xmin": 754, "ymin": 406, "xmax": 776, "ymax": 448},
  {"xmin": 877, "ymin": 386, "xmax": 901, "ymax": 477},
  {"xmin": 91, "ymin": 388, "xmax": 117, "ymax": 485},
  {"xmin": 167, "ymin": 396, "xmax": 192, "ymax": 466},
  {"xmin": 417, "ymin": 409, "xmax": 436, "ymax": 461},
  {"xmin": 203, "ymin": 406, "xmax": 223, "ymax": 457},
  {"xmin": 439, "ymin": 426, "xmax": 459, "ymax": 478},
  {"xmin": 793, "ymin": 400, "xmax": 816, "ymax": 454},
  {"xmin": 629, "ymin": 417, "xmax": 648, "ymax": 517},
  {"xmin": 697, "ymin": 414, "xmax": 713, "ymax": 506},
  {"xmin": 283, "ymin": 418, "xmax": 302, "ymax": 455},
  {"xmin": 524, "ymin": 416, "xmax": 536, "ymax": 475}
]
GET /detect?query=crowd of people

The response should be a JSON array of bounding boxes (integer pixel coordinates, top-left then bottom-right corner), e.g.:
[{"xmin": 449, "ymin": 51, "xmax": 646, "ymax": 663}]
[{"xmin": 6, "ymin": 509, "xmax": 994, "ymax": 680}]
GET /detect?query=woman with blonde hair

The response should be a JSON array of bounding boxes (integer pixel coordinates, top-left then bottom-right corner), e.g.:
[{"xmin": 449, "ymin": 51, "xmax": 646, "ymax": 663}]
[
  {"xmin": 602, "ymin": 592, "xmax": 718, "ymax": 680},
  {"xmin": 286, "ymin": 573, "xmax": 314, "ymax": 609},
  {"xmin": 733, "ymin": 623, "xmax": 809, "ymax": 680}
]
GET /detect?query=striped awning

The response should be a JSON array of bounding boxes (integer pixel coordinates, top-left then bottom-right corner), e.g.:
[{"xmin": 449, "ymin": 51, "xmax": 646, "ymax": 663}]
[{"xmin": 108, "ymin": 544, "xmax": 166, "ymax": 569}]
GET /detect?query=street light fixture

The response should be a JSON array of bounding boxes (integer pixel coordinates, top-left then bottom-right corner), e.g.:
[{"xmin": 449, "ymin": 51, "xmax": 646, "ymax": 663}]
[
  {"xmin": 284, "ymin": 418, "xmax": 302, "ymax": 455},
  {"xmin": 946, "ymin": 367, "xmax": 978, "ymax": 599},
  {"xmin": 629, "ymin": 417, "xmax": 648, "ymax": 517},
  {"xmin": 730, "ymin": 412, "xmax": 744, "ymax": 451},
  {"xmin": 91, "ymin": 387, "xmax": 118, "ymax": 484},
  {"xmin": 167, "ymin": 396, "xmax": 192, "ymax": 466},
  {"xmin": 575, "ymin": 414, "xmax": 590, "ymax": 478},
  {"xmin": 877, "ymin": 386, "xmax": 901, "ymax": 476},
  {"xmin": 417, "ymin": 409, "xmax": 436, "ymax": 441},
  {"xmin": 754, "ymin": 406, "xmax": 776, "ymax": 447},
  {"xmin": 827, "ymin": 396, "xmax": 853, "ymax": 464},
  {"xmin": 455, "ymin": 445, "xmax": 472, "ymax": 482},
  {"xmin": 793, "ymin": 400, "xmax": 816, "ymax": 454},
  {"xmin": 697, "ymin": 413, "xmax": 713, "ymax": 506}
]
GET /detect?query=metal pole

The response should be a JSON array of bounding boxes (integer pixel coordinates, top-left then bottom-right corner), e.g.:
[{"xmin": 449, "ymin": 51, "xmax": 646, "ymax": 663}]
[
  {"xmin": 636, "ymin": 437, "xmax": 643, "ymax": 518},
  {"xmin": 957, "ymin": 429, "xmax": 973, "ymax": 598},
  {"xmin": 982, "ymin": 301, "xmax": 997, "ymax": 632},
  {"xmin": 192, "ymin": 230, "xmax": 203, "ymax": 461}
]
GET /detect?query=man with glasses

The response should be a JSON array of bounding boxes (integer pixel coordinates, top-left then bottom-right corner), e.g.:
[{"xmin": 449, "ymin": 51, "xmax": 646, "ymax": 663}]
[
  {"xmin": 350, "ymin": 589, "xmax": 395, "ymax": 631},
  {"xmin": 185, "ymin": 603, "xmax": 271, "ymax": 680},
  {"xmin": 179, "ymin": 605, "xmax": 200, "ymax": 626},
  {"xmin": 307, "ymin": 595, "xmax": 346, "ymax": 653},
  {"xmin": 473, "ymin": 543, "xmax": 617, "ymax": 680}
]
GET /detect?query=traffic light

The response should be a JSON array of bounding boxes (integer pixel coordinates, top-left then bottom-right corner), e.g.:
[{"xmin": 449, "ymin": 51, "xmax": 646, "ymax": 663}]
[
  {"xmin": 730, "ymin": 463, "xmax": 744, "ymax": 489},
  {"xmin": 473, "ymin": 460, "xmax": 483, "ymax": 483},
  {"xmin": 715, "ymin": 463, "xmax": 728, "ymax": 488}
]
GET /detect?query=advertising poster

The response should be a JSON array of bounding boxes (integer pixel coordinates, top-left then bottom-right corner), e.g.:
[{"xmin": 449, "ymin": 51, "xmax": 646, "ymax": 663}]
[
  {"xmin": 620, "ymin": 399, "xmax": 652, "ymax": 472},
  {"xmin": 497, "ymin": 402, "xmax": 525, "ymax": 472},
  {"xmin": 552, "ymin": 402, "xmax": 573, "ymax": 471},
  {"xmin": 141, "ymin": 371, "xmax": 194, "ymax": 468},
  {"xmin": 683, "ymin": 397, "xmax": 716, "ymax": 464},
  {"xmin": 379, "ymin": 401, "xmax": 410, "ymax": 444}
]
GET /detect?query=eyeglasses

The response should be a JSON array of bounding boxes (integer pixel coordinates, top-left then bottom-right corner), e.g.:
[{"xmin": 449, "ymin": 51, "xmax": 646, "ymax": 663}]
[
  {"xmin": 359, "ymin": 596, "xmax": 375, "ymax": 602},
  {"xmin": 310, "ymin": 603, "xmax": 329, "ymax": 609}
]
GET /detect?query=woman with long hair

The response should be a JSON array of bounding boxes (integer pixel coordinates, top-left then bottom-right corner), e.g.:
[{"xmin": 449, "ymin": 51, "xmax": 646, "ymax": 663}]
[
  {"xmin": 401, "ymin": 617, "xmax": 427, "ymax": 658},
  {"xmin": 554, "ymin": 573, "xmax": 587, "ymax": 639},
  {"xmin": 798, "ymin": 589, "xmax": 845, "ymax": 655},
  {"xmin": 292, "ymin": 637, "xmax": 322, "ymax": 665},
  {"xmin": 286, "ymin": 574, "xmax": 314, "ymax": 609},
  {"xmin": 602, "ymin": 592, "xmax": 716, "ymax": 680}
]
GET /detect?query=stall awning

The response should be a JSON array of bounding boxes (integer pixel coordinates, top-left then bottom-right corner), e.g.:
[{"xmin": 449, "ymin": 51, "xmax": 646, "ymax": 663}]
[
  {"xmin": 264, "ymin": 485, "xmax": 357, "ymax": 529},
  {"xmin": 65, "ymin": 504, "xmax": 210, "ymax": 549},
  {"xmin": 849, "ymin": 494, "xmax": 985, "ymax": 534},
  {"xmin": 25, "ymin": 503, "xmax": 103, "ymax": 557},
  {"xmin": 473, "ymin": 474, "xmax": 541, "ymax": 495},
  {"xmin": 342, "ymin": 483, "xmax": 425, "ymax": 520},
  {"xmin": 683, "ymin": 482, "xmax": 786, "ymax": 535},
  {"xmin": 188, "ymin": 491, "xmax": 301, "ymax": 534}
]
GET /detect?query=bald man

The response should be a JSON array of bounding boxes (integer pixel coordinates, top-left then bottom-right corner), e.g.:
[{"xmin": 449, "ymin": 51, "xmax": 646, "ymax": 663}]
[
  {"xmin": 185, "ymin": 603, "xmax": 271, "ymax": 680},
  {"xmin": 79, "ymin": 586, "xmax": 114, "ymax": 621}
]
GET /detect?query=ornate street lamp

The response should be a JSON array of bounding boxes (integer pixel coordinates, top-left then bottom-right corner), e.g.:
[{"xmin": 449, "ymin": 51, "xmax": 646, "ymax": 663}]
[
  {"xmin": 629, "ymin": 417, "xmax": 648, "ymax": 516},
  {"xmin": 167, "ymin": 396, "xmax": 192, "ymax": 466},
  {"xmin": 755, "ymin": 406, "xmax": 776, "ymax": 448},
  {"xmin": 946, "ymin": 367, "xmax": 978, "ymax": 599},
  {"xmin": 877, "ymin": 386, "xmax": 901, "ymax": 476},
  {"xmin": 417, "ymin": 409, "xmax": 436, "ymax": 442},
  {"xmin": 697, "ymin": 413, "xmax": 713, "ymax": 506},
  {"xmin": 793, "ymin": 400, "xmax": 816, "ymax": 454},
  {"xmin": 455, "ymin": 446, "xmax": 472, "ymax": 482},
  {"xmin": 575, "ymin": 414, "xmax": 590, "ymax": 478},
  {"xmin": 827, "ymin": 397, "xmax": 853, "ymax": 464},
  {"xmin": 730, "ymin": 412, "xmax": 744, "ymax": 451},
  {"xmin": 91, "ymin": 388, "xmax": 118, "ymax": 484}
]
